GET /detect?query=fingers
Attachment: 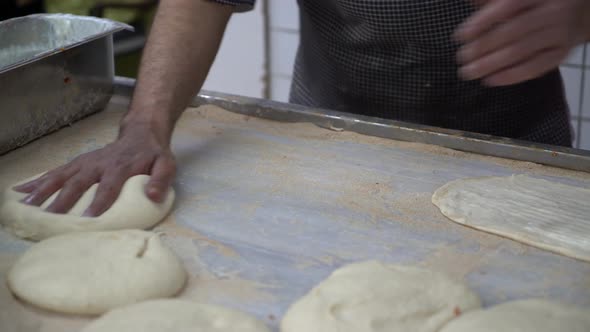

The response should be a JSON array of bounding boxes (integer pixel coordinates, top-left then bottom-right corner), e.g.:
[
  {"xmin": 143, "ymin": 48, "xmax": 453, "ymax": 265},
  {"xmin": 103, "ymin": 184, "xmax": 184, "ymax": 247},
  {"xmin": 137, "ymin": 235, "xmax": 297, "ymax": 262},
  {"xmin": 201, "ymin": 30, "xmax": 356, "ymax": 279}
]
[
  {"xmin": 13, "ymin": 175, "xmax": 45, "ymax": 193},
  {"xmin": 13, "ymin": 167, "xmax": 66, "ymax": 193},
  {"xmin": 45, "ymin": 172, "xmax": 99, "ymax": 214},
  {"xmin": 146, "ymin": 155, "xmax": 176, "ymax": 203},
  {"xmin": 456, "ymin": 0, "xmax": 536, "ymax": 42},
  {"xmin": 459, "ymin": 27, "xmax": 566, "ymax": 84},
  {"xmin": 457, "ymin": 5, "xmax": 550, "ymax": 64},
  {"xmin": 483, "ymin": 48, "xmax": 568, "ymax": 86},
  {"xmin": 22, "ymin": 168, "xmax": 77, "ymax": 206},
  {"xmin": 456, "ymin": 0, "xmax": 577, "ymax": 85},
  {"xmin": 83, "ymin": 173, "xmax": 128, "ymax": 217},
  {"xmin": 83, "ymin": 152, "xmax": 174, "ymax": 216}
]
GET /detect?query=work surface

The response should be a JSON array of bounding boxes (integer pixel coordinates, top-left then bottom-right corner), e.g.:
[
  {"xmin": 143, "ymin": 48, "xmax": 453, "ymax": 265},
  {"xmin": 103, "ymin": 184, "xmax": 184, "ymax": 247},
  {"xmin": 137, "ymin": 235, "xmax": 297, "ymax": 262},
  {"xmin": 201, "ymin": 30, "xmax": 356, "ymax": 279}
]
[{"xmin": 0, "ymin": 97, "xmax": 589, "ymax": 331}]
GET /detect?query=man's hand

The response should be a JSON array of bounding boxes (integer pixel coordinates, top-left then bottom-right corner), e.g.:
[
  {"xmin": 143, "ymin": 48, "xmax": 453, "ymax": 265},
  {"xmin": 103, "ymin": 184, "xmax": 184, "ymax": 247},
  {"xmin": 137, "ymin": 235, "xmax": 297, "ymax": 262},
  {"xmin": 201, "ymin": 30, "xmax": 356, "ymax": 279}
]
[
  {"xmin": 14, "ymin": 125, "xmax": 175, "ymax": 217},
  {"xmin": 455, "ymin": 0, "xmax": 590, "ymax": 86},
  {"xmin": 13, "ymin": 0, "xmax": 233, "ymax": 217}
]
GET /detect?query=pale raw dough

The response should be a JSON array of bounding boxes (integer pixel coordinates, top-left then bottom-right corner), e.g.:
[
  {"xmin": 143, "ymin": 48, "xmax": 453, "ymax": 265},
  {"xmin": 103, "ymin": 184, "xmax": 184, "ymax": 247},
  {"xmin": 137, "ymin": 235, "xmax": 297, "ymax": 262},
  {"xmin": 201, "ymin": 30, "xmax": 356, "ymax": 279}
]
[
  {"xmin": 432, "ymin": 175, "xmax": 590, "ymax": 262},
  {"xmin": 81, "ymin": 299, "xmax": 271, "ymax": 332},
  {"xmin": 280, "ymin": 260, "xmax": 481, "ymax": 332},
  {"xmin": 439, "ymin": 299, "xmax": 590, "ymax": 332},
  {"xmin": 7, "ymin": 230, "xmax": 187, "ymax": 315},
  {"xmin": 0, "ymin": 174, "xmax": 175, "ymax": 241}
]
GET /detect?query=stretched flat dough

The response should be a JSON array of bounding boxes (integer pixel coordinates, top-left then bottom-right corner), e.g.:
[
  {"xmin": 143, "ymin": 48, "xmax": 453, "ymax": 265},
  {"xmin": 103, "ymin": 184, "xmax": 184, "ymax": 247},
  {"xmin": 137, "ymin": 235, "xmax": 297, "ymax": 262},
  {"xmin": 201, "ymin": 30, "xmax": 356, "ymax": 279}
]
[
  {"xmin": 7, "ymin": 230, "xmax": 187, "ymax": 315},
  {"xmin": 280, "ymin": 260, "xmax": 481, "ymax": 332},
  {"xmin": 0, "ymin": 174, "xmax": 175, "ymax": 241},
  {"xmin": 432, "ymin": 175, "xmax": 590, "ymax": 262},
  {"xmin": 81, "ymin": 299, "xmax": 271, "ymax": 332},
  {"xmin": 439, "ymin": 299, "xmax": 590, "ymax": 332}
]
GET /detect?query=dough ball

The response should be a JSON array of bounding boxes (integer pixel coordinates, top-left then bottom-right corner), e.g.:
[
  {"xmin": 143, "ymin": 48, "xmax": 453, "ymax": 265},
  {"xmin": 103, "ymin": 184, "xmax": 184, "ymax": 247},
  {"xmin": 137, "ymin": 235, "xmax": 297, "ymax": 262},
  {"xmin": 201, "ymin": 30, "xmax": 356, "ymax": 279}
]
[
  {"xmin": 439, "ymin": 299, "xmax": 590, "ymax": 332},
  {"xmin": 7, "ymin": 230, "xmax": 187, "ymax": 315},
  {"xmin": 81, "ymin": 299, "xmax": 271, "ymax": 332},
  {"xmin": 0, "ymin": 174, "xmax": 175, "ymax": 241},
  {"xmin": 280, "ymin": 260, "xmax": 481, "ymax": 332}
]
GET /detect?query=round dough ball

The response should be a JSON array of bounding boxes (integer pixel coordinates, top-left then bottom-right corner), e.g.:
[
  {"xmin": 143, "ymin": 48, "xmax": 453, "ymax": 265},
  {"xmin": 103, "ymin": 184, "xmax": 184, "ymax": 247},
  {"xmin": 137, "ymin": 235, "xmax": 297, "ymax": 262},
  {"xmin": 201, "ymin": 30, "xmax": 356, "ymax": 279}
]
[
  {"xmin": 81, "ymin": 299, "xmax": 271, "ymax": 332},
  {"xmin": 0, "ymin": 174, "xmax": 175, "ymax": 241},
  {"xmin": 281, "ymin": 260, "xmax": 481, "ymax": 332},
  {"xmin": 439, "ymin": 299, "xmax": 590, "ymax": 332},
  {"xmin": 7, "ymin": 230, "xmax": 187, "ymax": 315}
]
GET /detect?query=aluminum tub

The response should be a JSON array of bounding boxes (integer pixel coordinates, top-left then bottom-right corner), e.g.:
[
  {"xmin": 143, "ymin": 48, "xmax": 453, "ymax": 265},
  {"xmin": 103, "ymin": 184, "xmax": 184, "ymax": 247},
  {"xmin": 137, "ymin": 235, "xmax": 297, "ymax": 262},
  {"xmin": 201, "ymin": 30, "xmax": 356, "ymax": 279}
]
[{"xmin": 0, "ymin": 14, "xmax": 131, "ymax": 155}]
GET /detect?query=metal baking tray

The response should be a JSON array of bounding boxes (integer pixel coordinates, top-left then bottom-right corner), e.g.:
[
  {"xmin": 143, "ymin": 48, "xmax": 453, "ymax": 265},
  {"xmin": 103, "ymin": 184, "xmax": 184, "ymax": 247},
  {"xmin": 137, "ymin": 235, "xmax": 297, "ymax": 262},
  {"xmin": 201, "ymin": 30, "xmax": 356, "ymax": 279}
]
[
  {"xmin": 0, "ymin": 14, "xmax": 132, "ymax": 155},
  {"xmin": 115, "ymin": 77, "xmax": 590, "ymax": 172}
]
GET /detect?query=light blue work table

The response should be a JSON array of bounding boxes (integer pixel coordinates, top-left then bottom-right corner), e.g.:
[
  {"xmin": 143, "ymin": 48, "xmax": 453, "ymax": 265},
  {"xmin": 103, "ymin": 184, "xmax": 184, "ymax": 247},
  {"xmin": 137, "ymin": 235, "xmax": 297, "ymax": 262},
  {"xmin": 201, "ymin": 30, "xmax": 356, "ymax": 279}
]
[{"xmin": 0, "ymin": 94, "xmax": 588, "ymax": 331}]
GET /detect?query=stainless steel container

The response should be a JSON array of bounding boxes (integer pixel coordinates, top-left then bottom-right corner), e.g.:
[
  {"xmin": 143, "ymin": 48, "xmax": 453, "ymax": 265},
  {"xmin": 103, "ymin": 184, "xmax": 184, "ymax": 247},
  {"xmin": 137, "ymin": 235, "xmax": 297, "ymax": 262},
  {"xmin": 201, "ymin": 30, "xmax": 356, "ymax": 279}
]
[{"xmin": 0, "ymin": 14, "xmax": 132, "ymax": 155}]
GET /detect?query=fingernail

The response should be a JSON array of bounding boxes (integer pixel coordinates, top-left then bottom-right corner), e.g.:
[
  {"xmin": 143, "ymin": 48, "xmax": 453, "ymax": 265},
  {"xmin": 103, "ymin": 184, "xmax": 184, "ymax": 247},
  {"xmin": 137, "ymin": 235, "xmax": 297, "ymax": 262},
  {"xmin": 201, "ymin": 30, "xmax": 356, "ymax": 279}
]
[
  {"xmin": 82, "ymin": 210, "xmax": 94, "ymax": 217},
  {"xmin": 22, "ymin": 195, "xmax": 34, "ymax": 205},
  {"xmin": 147, "ymin": 187, "xmax": 163, "ymax": 203}
]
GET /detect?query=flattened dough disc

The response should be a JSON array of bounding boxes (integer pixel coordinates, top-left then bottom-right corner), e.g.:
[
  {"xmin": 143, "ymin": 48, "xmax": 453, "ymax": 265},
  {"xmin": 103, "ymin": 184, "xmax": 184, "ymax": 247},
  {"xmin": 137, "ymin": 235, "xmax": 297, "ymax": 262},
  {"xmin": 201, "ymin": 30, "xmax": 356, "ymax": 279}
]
[
  {"xmin": 0, "ymin": 174, "xmax": 175, "ymax": 241},
  {"xmin": 7, "ymin": 230, "xmax": 187, "ymax": 315},
  {"xmin": 439, "ymin": 299, "xmax": 590, "ymax": 332},
  {"xmin": 81, "ymin": 299, "xmax": 271, "ymax": 332},
  {"xmin": 432, "ymin": 175, "xmax": 590, "ymax": 262}
]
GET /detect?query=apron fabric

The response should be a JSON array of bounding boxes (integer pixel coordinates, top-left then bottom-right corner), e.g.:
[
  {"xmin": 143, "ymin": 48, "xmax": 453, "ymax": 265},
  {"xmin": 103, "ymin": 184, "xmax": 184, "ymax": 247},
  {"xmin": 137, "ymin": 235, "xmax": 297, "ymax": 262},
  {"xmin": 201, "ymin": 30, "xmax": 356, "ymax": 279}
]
[{"xmin": 214, "ymin": 0, "xmax": 573, "ymax": 147}]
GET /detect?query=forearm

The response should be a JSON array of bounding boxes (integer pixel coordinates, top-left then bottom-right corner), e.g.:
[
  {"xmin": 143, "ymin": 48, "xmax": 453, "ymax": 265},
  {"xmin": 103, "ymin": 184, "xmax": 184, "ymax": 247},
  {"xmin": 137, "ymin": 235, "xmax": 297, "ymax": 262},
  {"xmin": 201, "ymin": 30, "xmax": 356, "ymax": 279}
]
[{"xmin": 122, "ymin": 0, "xmax": 232, "ymax": 144}]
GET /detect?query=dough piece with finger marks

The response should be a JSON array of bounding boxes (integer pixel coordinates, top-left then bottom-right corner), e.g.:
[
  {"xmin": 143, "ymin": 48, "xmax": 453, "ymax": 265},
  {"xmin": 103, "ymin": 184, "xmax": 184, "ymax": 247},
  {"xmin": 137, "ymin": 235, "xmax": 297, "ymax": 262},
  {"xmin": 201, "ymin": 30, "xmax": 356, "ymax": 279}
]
[
  {"xmin": 0, "ymin": 174, "xmax": 175, "ymax": 241},
  {"xmin": 7, "ymin": 230, "xmax": 187, "ymax": 315}
]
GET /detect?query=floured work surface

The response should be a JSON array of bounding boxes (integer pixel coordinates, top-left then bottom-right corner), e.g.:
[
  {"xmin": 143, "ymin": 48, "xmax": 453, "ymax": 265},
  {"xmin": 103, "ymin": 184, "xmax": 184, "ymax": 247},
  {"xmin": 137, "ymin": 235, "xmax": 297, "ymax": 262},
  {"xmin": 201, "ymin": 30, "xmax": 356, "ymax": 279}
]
[
  {"xmin": 433, "ymin": 175, "xmax": 590, "ymax": 262},
  {"xmin": 0, "ymin": 97, "xmax": 589, "ymax": 331}
]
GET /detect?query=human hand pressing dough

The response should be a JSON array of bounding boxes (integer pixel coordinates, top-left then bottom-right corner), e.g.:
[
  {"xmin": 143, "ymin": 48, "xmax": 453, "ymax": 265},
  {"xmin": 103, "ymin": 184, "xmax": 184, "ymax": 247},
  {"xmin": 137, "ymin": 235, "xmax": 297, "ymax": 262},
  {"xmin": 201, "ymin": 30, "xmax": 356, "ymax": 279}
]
[
  {"xmin": 12, "ymin": 124, "xmax": 176, "ymax": 217},
  {"xmin": 0, "ymin": 174, "xmax": 174, "ymax": 241}
]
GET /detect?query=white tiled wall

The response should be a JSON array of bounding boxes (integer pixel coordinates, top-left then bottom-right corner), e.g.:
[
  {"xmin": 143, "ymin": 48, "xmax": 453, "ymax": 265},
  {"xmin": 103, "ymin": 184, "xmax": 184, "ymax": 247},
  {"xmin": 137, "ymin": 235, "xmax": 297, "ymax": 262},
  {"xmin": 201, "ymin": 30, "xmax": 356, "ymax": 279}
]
[
  {"xmin": 268, "ymin": 0, "xmax": 299, "ymax": 102},
  {"xmin": 267, "ymin": 4, "xmax": 590, "ymax": 149},
  {"xmin": 560, "ymin": 67, "xmax": 582, "ymax": 118},
  {"xmin": 561, "ymin": 44, "xmax": 590, "ymax": 150},
  {"xmin": 582, "ymin": 121, "xmax": 590, "ymax": 149},
  {"xmin": 203, "ymin": 3, "xmax": 266, "ymax": 98},
  {"xmin": 269, "ymin": 29, "xmax": 298, "ymax": 77}
]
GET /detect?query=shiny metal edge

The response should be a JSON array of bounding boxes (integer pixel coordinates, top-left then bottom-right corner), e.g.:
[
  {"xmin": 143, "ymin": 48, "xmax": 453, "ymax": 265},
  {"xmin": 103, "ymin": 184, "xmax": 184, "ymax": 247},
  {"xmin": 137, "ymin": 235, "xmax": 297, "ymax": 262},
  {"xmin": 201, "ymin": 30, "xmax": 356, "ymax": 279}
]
[
  {"xmin": 0, "ymin": 14, "xmax": 133, "ymax": 74},
  {"xmin": 114, "ymin": 77, "xmax": 590, "ymax": 173}
]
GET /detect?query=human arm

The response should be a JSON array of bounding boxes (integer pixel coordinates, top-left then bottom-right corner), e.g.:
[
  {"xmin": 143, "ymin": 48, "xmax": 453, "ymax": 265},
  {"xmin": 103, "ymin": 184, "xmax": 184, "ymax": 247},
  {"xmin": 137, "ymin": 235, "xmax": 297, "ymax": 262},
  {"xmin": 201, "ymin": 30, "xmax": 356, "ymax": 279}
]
[{"xmin": 15, "ymin": 0, "xmax": 234, "ymax": 216}]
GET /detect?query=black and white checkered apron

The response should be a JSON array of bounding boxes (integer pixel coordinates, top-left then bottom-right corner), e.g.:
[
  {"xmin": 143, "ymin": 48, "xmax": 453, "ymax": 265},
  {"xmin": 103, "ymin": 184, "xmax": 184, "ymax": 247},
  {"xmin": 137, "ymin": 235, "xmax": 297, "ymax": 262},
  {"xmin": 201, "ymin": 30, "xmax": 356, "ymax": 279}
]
[{"xmin": 216, "ymin": 0, "xmax": 573, "ymax": 146}]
